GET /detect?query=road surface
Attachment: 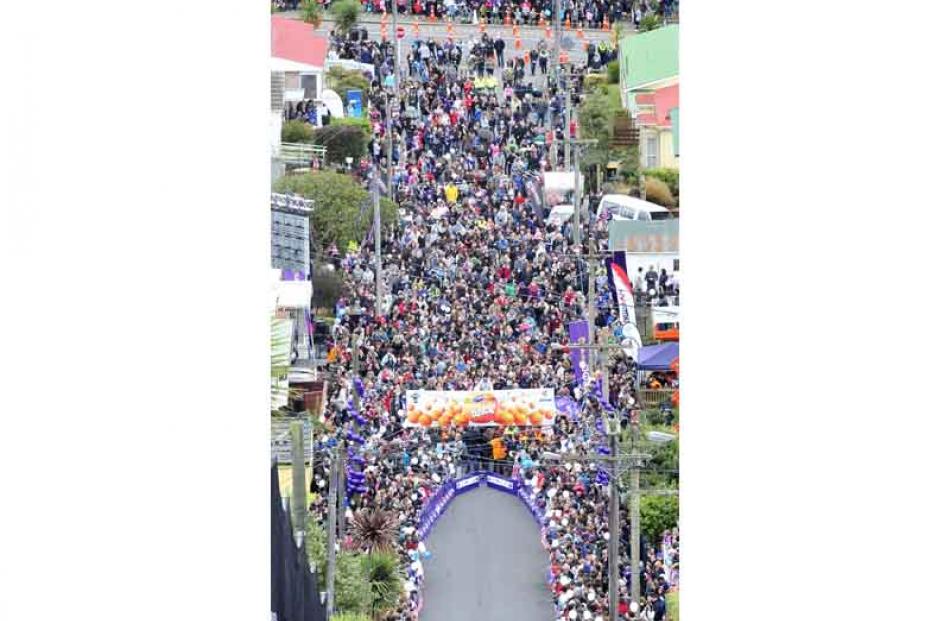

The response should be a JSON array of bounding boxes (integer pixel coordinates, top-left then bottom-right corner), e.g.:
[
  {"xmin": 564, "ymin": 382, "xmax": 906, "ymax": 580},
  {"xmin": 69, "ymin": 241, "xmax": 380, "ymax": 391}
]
[{"xmin": 420, "ymin": 486, "xmax": 553, "ymax": 621}]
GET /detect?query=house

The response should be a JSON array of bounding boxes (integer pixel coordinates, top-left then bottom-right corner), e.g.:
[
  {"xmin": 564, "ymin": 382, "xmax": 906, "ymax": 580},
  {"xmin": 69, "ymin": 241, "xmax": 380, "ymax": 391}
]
[
  {"xmin": 271, "ymin": 16, "xmax": 329, "ymax": 102},
  {"xmin": 619, "ymin": 25, "xmax": 679, "ymax": 170}
]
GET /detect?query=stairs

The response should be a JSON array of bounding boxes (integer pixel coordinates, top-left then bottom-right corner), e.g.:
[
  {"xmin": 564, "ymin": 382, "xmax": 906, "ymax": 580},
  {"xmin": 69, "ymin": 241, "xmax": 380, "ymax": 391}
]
[{"xmin": 611, "ymin": 113, "xmax": 639, "ymax": 148}]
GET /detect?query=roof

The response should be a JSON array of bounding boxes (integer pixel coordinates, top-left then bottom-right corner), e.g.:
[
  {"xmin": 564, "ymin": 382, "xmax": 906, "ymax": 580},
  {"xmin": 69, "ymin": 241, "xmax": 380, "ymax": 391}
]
[
  {"xmin": 635, "ymin": 84, "xmax": 679, "ymax": 128},
  {"xmin": 621, "ymin": 25, "xmax": 679, "ymax": 91},
  {"xmin": 271, "ymin": 16, "xmax": 328, "ymax": 69},
  {"xmin": 638, "ymin": 342, "xmax": 679, "ymax": 371}
]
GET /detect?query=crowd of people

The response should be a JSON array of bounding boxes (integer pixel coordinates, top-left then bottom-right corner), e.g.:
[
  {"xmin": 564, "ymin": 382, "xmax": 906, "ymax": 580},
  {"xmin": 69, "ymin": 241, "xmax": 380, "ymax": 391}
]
[
  {"xmin": 302, "ymin": 24, "xmax": 677, "ymax": 621},
  {"xmin": 273, "ymin": 0, "xmax": 680, "ymax": 29}
]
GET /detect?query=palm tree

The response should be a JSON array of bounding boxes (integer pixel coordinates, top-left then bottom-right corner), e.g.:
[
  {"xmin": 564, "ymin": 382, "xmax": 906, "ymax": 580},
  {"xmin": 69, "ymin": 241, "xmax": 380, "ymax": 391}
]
[
  {"xmin": 351, "ymin": 508, "xmax": 399, "ymax": 553},
  {"xmin": 300, "ymin": 0, "xmax": 324, "ymax": 29},
  {"xmin": 361, "ymin": 552, "xmax": 403, "ymax": 620}
]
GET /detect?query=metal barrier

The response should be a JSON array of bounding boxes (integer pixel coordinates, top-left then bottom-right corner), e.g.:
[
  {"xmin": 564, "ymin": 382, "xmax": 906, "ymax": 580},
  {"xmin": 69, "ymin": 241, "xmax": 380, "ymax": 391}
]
[
  {"xmin": 639, "ymin": 388, "xmax": 675, "ymax": 407},
  {"xmin": 279, "ymin": 142, "xmax": 327, "ymax": 166}
]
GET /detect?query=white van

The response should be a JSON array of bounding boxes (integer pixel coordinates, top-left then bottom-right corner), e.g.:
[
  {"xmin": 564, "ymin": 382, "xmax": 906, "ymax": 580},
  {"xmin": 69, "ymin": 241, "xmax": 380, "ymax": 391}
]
[
  {"xmin": 596, "ymin": 194, "xmax": 672, "ymax": 222},
  {"xmin": 543, "ymin": 171, "xmax": 585, "ymax": 225}
]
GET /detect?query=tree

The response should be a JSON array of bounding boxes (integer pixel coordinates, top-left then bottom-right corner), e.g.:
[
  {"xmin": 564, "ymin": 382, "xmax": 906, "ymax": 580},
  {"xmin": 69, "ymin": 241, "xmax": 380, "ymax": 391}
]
[
  {"xmin": 300, "ymin": 0, "xmax": 324, "ymax": 28},
  {"xmin": 361, "ymin": 551, "xmax": 403, "ymax": 619},
  {"xmin": 331, "ymin": 0, "xmax": 361, "ymax": 35},
  {"xmin": 282, "ymin": 119, "xmax": 315, "ymax": 144},
  {"xmin": 326, "ymin": 66, "xmax": 370, "ymax": 97},
  {"xmin": 644, "ymin": 167, "xmax": 679, "ymax": 200},
  {"xmin": 272, "ymin": 171, "xmax": 397, "ymax": 253},
  {"xmin": 351, "ymin": 509, "xmax": 399, "ymax": 553},
  {"xmin": 577, "ymin": 88, "xmax": 615, "ymax": 168},
  {"xmin": 639, "ymin": 495, "xmax": 679, "ymax": 546},
  {"xmin": 314, "ymin": 124, "xmax": 369, "ymax": 164}
]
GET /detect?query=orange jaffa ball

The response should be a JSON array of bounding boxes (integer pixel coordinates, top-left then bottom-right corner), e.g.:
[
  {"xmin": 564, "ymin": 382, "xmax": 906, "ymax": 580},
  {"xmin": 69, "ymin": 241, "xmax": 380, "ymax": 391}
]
[
  {"xmin": 529, "ymin": 412, "xmax": 543, "ymax": 426},
  {"xmin": 418, "ymin": 413, "xmax": 432, "ymax": 427}
]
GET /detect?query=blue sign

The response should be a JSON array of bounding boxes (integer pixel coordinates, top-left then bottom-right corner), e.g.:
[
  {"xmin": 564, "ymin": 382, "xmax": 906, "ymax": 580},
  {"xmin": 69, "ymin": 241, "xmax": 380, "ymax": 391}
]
[{"xmin": 346, "ymin": 90, "xmax": 363, "ymax": 117}]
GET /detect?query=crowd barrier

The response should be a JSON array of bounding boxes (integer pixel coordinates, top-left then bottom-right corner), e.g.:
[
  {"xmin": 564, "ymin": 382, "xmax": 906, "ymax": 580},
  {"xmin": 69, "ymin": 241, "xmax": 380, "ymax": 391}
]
[{"xmin": 416, "ymin": 470, "xmax": 544, "ymax": 539}]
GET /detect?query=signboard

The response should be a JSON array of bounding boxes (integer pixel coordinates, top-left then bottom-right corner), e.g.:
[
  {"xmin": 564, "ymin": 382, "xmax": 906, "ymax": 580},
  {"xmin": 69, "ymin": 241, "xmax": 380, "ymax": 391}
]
[
  {"xmin": 608, "ymin": 219, "xmax": 679, "ymax": 253},
  {"xmin": 568, "ymin": 320, "xmax": 591, "ymax": 386},
  {"xmin": 270, "ymin": 418, "xmax": 313, "ymax": 464},
  {"xmin": 345, "ymin": 89, "xmax": 363, "ymax": 117},
  {"xmin": 403, "ymin": 389, "xmax": 557, "ymax": 428}
]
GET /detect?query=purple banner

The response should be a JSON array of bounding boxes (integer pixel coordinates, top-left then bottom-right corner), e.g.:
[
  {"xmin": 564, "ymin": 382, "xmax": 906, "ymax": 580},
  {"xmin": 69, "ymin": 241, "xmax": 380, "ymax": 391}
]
[
  {"xmin": 555, "ymin": 396, "xmax": 580, "ymax": 422},
  {"xmin": 568, "ymin": 321, "xmax": 591, "ymax": 386}
]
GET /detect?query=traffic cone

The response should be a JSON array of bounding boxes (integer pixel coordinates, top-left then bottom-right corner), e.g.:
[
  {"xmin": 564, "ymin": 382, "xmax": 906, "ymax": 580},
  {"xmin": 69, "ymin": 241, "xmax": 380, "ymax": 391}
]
[
  {"xmin": 447, "ymin": 21, "xmax": 454, "ymax": 40},
  {"xmin": 479, "ymin": 17, "xmax": 486, "ymax": 33},
  {"xmin": 523, "ymin": 52, "xmax": 531, "ymax": 64},
  {"xmin": 565, "ymin": 14, "xmax": 571, "ymax": 29},
  {"xmin": 413, "ymin": 19, "xmax": 421, "ymax": 37},
  {"xmin": 602, "ymin": 16, "xmax": 610, "ymax": 32},
  {"xmin": 539, "ymin": 16, "xmax": 547, "ymax": 27},
  {"xmin": 513, "ymin": 24, "xmax": 520, "ymax": 38},
  {"xmin": 545, "ymin": 26, "xmax": 552, "ymax": 39},
  {"xmin": 559, "ymin": 51, "xmax": 569, "ymax": 64},
  {"xmin": 428, "ymin": 7, "xmax": 436, "ymax": 22},
  {"xmin": 515, "ymin": 37, "xmax": 522, "ymax": 51},
  {"xmin": 504, "ymin": 10, "xmax": 512, "ymax": 26},
  {"xmin": 576, "ymin": 27, "xmax": 585, "ymax": 42}
]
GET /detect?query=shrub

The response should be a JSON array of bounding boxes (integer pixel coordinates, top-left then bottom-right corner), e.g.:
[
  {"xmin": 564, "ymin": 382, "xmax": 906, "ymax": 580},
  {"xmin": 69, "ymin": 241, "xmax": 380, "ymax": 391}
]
[
  {"xmin": 645, "ymin": 177, "xmax": 675, "ymax": 207},
  {"xmin": 331, "ymin": 614, "xmax": 371, "ymax": 621},
  {"xmin": 640, "ymin": 495, "xmax": 679, "ymax": 545},
  {"xmin": 326, "ymin": 66, "xmax": 370, "ymax": 95},
  {"xmin": 312, "ymin": 267, "xmax": 344, "ymax": 312},
  {"xmin": 313, "ymin": 125, "xmax": 369, "ymax": 164},
  {"xmin": 645, "ymin": 167, "xmax": 679, "ymax": 198},
  {"xmin": 331, "ymin": 0, "xmax": 361, "ymax": 35},
  {"xmin": 640, "ymin": 14, "xmax": 662, "ymax": 32},
  {"xmin": 300, "ymin": 0, "xmax": 324, "ymax": 28},
  {"xmin": 282, "ymin": 119, "xmax": 315, "ymax": 144},
  {"xmin": 362, "ymin": 551, "xmax": 403, "ymax": 618},
  {"xmin": 607, "ymin": 60, "xmax": 620, "ymax": 84}
]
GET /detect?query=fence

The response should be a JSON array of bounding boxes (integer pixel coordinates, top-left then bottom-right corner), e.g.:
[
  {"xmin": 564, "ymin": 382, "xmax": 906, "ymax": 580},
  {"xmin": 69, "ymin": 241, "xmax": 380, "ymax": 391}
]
[
  {"xmin": 638, "ymin": 388, "xmax": 675, "ymax": 408},
  {"xmin": 279, "ymin": 142, "xmax": 328, "ymax": 168},
  {"xmin": 271, "ymin": 463, "xmax": 326, "ymax": 621}
]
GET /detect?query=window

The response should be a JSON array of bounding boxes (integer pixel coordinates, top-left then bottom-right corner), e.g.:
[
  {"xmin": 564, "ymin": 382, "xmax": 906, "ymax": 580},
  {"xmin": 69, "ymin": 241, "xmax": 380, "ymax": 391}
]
[
  {"xmin": 645, "ymin": 135, "xmax": 659, "ymax": 169},
  {"xmin": 673, "ymin": 259, "xmax": 680, "ymax": 271},
  {"xmin": 301, "ymin": 74, "xmax": 317, "ymax": 99}
]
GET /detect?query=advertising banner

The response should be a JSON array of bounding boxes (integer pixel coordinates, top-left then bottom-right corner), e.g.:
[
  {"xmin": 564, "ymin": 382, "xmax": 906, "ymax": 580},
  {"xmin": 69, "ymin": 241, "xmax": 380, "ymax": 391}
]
[
  {"xmin": 605, "ymin": 252, "xmax": 642, "ymax": 361},
  {"xmin": 404, "ymin": 389, "xmax": 557, "ymax": 428},
  {"xmin": 485, "ymin": 474, "xmax": 517, "ymax": 493},
  {"xmin": 607, "ymin": 219, "xmax": 679, "ymax": 253},
  {"xmin": 567, "ymin": 320, "xmax": 591, "ymax": 387}
]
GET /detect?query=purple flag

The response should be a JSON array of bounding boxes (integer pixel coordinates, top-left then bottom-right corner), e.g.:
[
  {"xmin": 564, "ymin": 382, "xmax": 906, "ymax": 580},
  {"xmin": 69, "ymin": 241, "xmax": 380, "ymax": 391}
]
[
  {"xmin": 555, "ymin": 396, "xmax": 580, "ymax": 421},
  {"xmin": 568, "ymin": 320, "xmax": 591, "ymax": 386}
]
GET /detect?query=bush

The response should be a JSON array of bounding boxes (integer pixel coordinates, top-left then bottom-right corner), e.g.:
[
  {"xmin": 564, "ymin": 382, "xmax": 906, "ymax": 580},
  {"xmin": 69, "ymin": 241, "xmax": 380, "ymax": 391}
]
[
  {"xmin": 313, "ymin": 125, "xmax": 369, "ymax": 164},
  {"xmin": 607, "ymin": 60, "xmax": 620, "ymax": 84},
  {"xmin": 645, "ymin": 167, "xmax": 679, "ymax": 198},
  {"xmin": 312, "ymin": 266, "xmax": 344, "ymax": 311},
  {"xmin": 282, "ymin": 119, "xmax": 315, "ymax": 144},
  {"xmin": 331, "ymin": 614, "xmax": 371, "ymax": 621},
  {"xmin": 331, "ymin": 0, "xmax": 361, "ymax": 35},
  {"xmin": 583, "ymin": 73, "xmax": 608, "ymax": 93},
  {"xmin": 640, "ymin": 495, "xmax": 679, "ymax": 545},
  {"xmin": 300, "ymin": 0, "xmax": 324, "ymax": 28},
  {"xmin": 645, "ymin": 176, "xmax": 675, "ymax": 207},
  {"xmin": 326, "ymin": 66, "xmax": 370, "ymax": 96},
  {"xmin": 640, "ymin": 14, "xmax": 662, "ymax": 32}
]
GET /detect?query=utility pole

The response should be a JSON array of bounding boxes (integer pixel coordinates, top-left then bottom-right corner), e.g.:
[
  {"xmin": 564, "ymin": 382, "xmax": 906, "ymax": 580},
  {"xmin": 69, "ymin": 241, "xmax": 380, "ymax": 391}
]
[
  {"xmin": 336, "ymin": 448, "xmax": 346, "ymax": 540},
  {"xmin": 608, "ymin": 428, "xmax": 620, "ymax": 621},
  {"xmin": 290, "ymin": 420, "xmax": 307, "ymax": 535},
  {"xmin": 630, "ymin": 423, "xmax": 641, "ymax": 608},
  {"xmin": 325, "ymin": 446, "xmax": 339, "ymax": 621},
  {"xmin": 390, "ymin": 0, "xmax": 400, "ymax": 202},
  {"xmin": 564, "ymin": 73, "xmax": 572, "ymax": 170},
  {"xmin": 371, "ymin": 168, "xmax": 383, "ymax": 317}
]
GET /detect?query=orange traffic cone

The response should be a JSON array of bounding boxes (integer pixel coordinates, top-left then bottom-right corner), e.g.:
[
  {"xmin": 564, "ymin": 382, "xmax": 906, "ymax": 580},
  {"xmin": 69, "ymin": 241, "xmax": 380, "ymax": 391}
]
[
  {"xmin": 576, "ymin": 27, "xmax": 585, "ymax": 42},
  {"xmin": 479, "ymin": 17, "xmax": 486, "ymax": 33},
  {"xmin": 523, "ymin": 52, "xmax": 531, "ymax": 64},
  {"xmin": 602, "ymin": 16, "xmax": 610, "ymax": 32},
  {"xmin": 447, "ymin": 22, "xmax": 454, "ymax": 40},
  {"xmin": 504, "ymin": 10, "xmax": 512, "ymax": 26},
  {"xmin": 539, "ymin": 16, "xmax": 547, "ymax": 27},
  {"xmin": 545, "ymin": 26, "xmax": 552, "ymax": 39},
  {"xmin": 413, "ymin": 19, "xmax": 421, "ymax": 37},
  {"xmin": 515, "ymin": 37, "xmax": 522, "ymax": 50},
  {"xmin": 559, "ymin": 51, "xmax": 569, "ymax": 64},
  {"xmin": 565, "ymin": 14, "xmax": 571, "ymax": 29},
  {"xmin": 513, "ymin": 24, "xmax": 520, "ymax": 38},
  {"xmin": 428, "ymin": 7, "xmax": 436, "ymax": 22}
]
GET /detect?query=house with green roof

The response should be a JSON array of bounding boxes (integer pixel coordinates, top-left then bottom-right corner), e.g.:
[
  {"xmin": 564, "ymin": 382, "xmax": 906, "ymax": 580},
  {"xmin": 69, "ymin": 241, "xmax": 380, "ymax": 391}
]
[{"xmin": 620, "ymin": 25, "xmax": 680, "ymax": 169}]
